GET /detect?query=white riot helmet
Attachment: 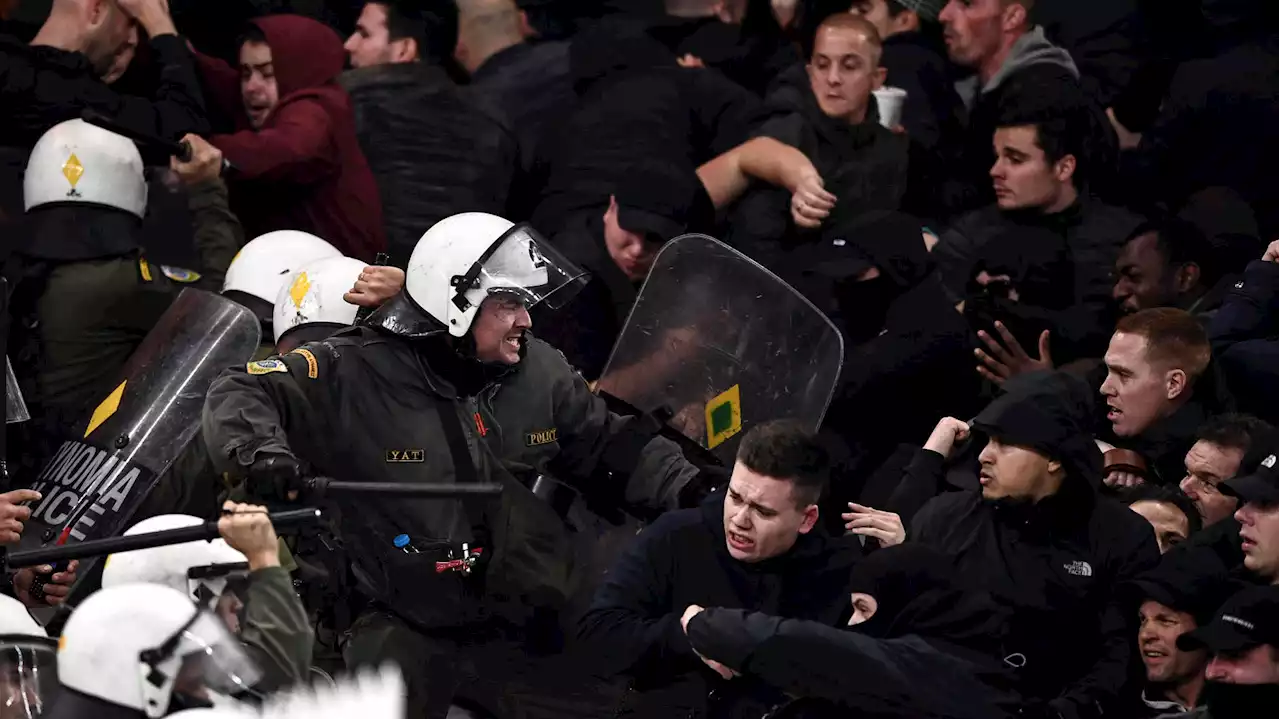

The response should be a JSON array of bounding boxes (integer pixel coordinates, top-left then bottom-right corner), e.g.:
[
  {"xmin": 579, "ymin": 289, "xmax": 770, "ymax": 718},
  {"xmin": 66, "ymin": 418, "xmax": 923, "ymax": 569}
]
[
  {"xmin": 55, "ymin": 584, "xmax": 260, "ymax": 718},
  {"xmin": 222, "ymin": 231, "xmax": 341, "ymax": 322},
  {"xmin": 272, "ymin": 256, "xmax": 367, "ymax": 346},
  {"xmin": 0, "ymin": 595, "xmax": 58, "ymax": 718},
  {"xmin": 24, "ymin": 119, "xmax": 147, "ymax": 218},
  {"xmin": 101, "ymin": 515, "xmax": 250, "ymax": 615},
  {"xmin": 372, "ymin": 212, "xmax": 586, "ymax": 338}
]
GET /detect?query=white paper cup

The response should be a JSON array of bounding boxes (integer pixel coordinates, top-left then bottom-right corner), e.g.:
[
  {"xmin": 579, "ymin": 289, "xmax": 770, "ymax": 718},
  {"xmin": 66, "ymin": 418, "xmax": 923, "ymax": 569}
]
[{"xmin": 872, "ymin": 86, "xmax": 907, "ymax": 129}]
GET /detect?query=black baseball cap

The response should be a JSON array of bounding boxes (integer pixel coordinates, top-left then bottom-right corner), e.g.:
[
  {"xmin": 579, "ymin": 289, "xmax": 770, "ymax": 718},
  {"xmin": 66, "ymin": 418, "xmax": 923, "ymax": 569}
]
[
  {"xmin": 1126, "ymin": 547, "xmax": 1233, "ymax": 625},
  {"xmin": 613, "ymin": 165, "xmax": 713, "ymax": 245},
  {"xmin": 1222, "ymin": 453, "xmax": 1279, "ymax": 505},
  {"xmin": 1177, "ymin": 584, "xmax": 1279, "ymax": 653}
]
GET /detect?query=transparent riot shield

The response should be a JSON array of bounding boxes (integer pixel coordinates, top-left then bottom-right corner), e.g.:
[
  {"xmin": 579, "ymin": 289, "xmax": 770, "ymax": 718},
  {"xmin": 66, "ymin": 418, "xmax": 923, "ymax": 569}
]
[
  {"xmin": 6, "ymin": 357, "xmax": 28, "ymax": 424},
  {"xmin": 595, "ymin": 235, "xmax": 844, "ymax": 464},
  {"xmin": 18, "ymin": 289, "xmax": 260, "ymax": 554}
]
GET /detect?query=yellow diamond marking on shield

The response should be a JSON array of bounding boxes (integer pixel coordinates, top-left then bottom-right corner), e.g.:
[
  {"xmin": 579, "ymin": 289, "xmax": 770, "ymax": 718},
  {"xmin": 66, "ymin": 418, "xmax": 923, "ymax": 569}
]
[
  {"xmin": 705, "ymin": 384, "xmax": 743, "ymax": 450},
  {"xmin": 84, "ymin": 380, "xmax": 126, "ymax": 438},
  {"xmin": 62, "ymin": 153, "xmax": 84, "ymax": 188},
  {"xmin": 289, "ymin": 272, "xmax": 311, "ymax": 309}
]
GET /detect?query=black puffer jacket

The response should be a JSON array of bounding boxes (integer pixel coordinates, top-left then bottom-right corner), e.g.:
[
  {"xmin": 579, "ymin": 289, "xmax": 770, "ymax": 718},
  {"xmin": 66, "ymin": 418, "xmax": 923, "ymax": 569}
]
[{"xmin": 339, "ymin": 63, "xmax": 518, "ymax": 265}]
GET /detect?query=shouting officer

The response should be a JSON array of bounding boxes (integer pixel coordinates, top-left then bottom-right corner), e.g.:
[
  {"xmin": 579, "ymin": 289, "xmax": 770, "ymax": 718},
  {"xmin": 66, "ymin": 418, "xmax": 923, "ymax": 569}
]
[{"xmin": 202, "ymin": 212, "xmax": 706, "ymax": 717}]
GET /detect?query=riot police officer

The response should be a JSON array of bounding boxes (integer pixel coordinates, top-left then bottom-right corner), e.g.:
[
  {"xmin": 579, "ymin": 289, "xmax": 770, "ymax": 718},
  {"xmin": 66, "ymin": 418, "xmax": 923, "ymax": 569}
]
[{"xmin": 202, "ymin": 213, "xmax": 708, "ymax": 718}]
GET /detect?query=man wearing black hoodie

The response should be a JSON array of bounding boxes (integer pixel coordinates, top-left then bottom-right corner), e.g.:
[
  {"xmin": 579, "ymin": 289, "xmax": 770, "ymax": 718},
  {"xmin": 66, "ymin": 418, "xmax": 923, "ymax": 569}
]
[
  {"xmin": 577, "ymin": 420, "xmax": 862, "ymax": 718},
  {"xmin": 681, "ymin": 543, "xmax": 1021, "ymax": 718},
  {"xmin": 907, "ymin": 371, "xmax": 1160, "ymax": 718}
]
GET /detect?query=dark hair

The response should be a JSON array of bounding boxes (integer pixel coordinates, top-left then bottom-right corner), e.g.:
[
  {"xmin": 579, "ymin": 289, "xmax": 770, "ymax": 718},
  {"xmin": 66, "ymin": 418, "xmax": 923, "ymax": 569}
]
[
  {"xmin": 1121, "ymin": 483, "xmax": 1203, "ymax": 537},
  {"xmin": 994, "ymin": 82, "xmax": 1102, "ymax": 188},
  {"xmin": 1125, "ymin": 217, "xmax": 1222, "ymax": 289},
  {"xmin": 238, "ymin": 23, "xmax": 268, "ymax": 48},
  {"xmin": 1197, "ymin": 414, "xmax": 1278, "ymax": 458},
  {"xmin": 736, "ymin": 420, "xmax": 830, "ymax": 506},
  {"xmin": 374, "ymin": 0, "xmax": 458, "ymax": 65}
]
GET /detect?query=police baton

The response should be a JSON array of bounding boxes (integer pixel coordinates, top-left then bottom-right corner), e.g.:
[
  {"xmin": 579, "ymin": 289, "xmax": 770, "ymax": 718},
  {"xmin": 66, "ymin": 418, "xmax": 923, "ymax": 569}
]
[
  {"xmin": 301, "ymin": 477, "xmax": 504, "ymax": 500},
  {"xmin": 80, "ymin": 110, "xmax": 235, "ymax": 175},
  {"xmin": 5, "ymin": 508, "xmax": 323, "ymax": 569}
]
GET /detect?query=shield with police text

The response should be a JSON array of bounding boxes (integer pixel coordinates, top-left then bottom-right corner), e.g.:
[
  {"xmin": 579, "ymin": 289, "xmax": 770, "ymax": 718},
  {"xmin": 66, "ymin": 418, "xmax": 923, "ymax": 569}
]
[
  {"xmin": 18, "ymin": 289, "xmax": 260, "ymax": 561},
  {"xmin": 594, "ymin": 234, "xmax": 844, "ymax": 464}
]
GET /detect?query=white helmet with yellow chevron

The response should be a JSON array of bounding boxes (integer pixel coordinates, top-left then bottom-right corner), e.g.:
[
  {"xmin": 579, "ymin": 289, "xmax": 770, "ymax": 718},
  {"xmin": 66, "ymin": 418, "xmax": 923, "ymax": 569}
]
[
  {"xmin": 24, "ymin": 118, "xmax": 147, "ymax": 218},
  {"xmin": 272, "ymin": 256, "xmax": 367, "ymax": 345}
]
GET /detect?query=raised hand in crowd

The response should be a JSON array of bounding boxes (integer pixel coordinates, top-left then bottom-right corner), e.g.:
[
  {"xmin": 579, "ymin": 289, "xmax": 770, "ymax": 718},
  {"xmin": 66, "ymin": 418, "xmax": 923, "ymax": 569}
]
[
  {"xmin": 842, "ymin": 503, "xmax": 905, "ymax": 547},
  {"xmin": 0, "ymin": 489, "xmax": 40, "ymax": 545},
  {"xmin": 1263, "ymin": 240, "xmax": 1278, "ymax": 263},
  {"xmin": 117, "ymin": 0, "xmax": 178, "ymax": 38},
  {"xmin": 344, "ymin": 265, "xmax": 406, "ymax": 308},
  {"xmin": 923, "ymin": 416, "xmax": 970, "ymax": 460},
  {"xmin": 676, "ymin": 54, "xmax": 705, "ymax": 69},
  {"xmin": 975, "ymin": 322, "xmax": 1053, "ymax": 386},
  {"xmin": 217, "ymin": 501, "xmax": 281, "ymax": 571},
  {"xmin": 169, "ymin": 134, "xmax": 224, "ymax": 187},
  {"xmin": 681, "ymin": 605, "xmax": 737, "ymax": 680}
]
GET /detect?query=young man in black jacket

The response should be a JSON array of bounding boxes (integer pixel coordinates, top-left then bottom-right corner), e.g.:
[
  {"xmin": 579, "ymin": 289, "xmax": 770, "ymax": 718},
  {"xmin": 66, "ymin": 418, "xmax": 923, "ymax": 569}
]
[
  {"xmin": 577, "ymin": 420, "xmax": 863, "ymax": 718},
  {"xmin": 906, "ymin": 372, "xmax": 1160, "ymax": 719}
]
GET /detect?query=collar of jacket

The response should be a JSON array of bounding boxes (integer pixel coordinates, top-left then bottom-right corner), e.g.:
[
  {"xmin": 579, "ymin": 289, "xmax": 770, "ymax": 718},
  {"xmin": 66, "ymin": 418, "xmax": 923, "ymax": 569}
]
[
  {"xmin": 1142, "ymin": 689, "xmax": 1189, "ymax": 714},
  {"xmin": 339, "ymin": 61, "xmax": 453, "ymax": 95},
  {"xmin": 0, "ymin": 32, "xmax": 93, "ymax": 75},
  {"xmin": 697, "ymin": 491, "xmax": 836, "ymax": 573},
  {"xmin": 472, "ymin": 41, "xmax": 533, "ymax": 83},
  {"xmin": 987, "ymin": 475, "xmax": 1097, "ymax": 535},
  {"xmin": 1002, "ymin": 197, "xmax": 1086, "ymax": 233}
]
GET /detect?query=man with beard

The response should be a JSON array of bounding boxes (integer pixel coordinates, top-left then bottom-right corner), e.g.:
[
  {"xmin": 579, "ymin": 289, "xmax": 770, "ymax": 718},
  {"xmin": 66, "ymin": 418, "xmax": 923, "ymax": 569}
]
[
  {"xmin": 907, "ymin": 371, "xmax": 1160, "ymax": 718},
  {"xmin": 1, "ymin": 0, "xmax": 208, "ymax": 146},
  {"xmin": 578, "ymin": 420, "xmax": 862, "ymax": 718},
  {"xmin": 679, "ymin": 543, "xmax": 1021, "ymax": 718},
  {"xmin": 1170, "ymin": 584, "xmax": 1279, "ymax": 718}
]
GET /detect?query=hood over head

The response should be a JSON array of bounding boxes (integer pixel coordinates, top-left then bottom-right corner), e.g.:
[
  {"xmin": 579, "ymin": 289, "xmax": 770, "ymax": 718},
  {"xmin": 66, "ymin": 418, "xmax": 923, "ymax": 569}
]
[
  {"xmin": 249, "ymin": 15, "xmax": 346, "ymax": 98},
  {"xmin": 846, "ymin": 544, "xmax": 1008, "ymax": 653},
  {"xmin": 972, "ymin": 370, "xmax": 1103, "ymax": 487}
]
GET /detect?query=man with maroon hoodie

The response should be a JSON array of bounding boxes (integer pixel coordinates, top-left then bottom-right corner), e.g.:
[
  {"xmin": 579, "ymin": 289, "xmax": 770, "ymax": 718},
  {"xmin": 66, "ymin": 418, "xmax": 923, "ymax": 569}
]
[{"xmin": 194, "ymin": 15, "xmax": 385, "ymax": 262}]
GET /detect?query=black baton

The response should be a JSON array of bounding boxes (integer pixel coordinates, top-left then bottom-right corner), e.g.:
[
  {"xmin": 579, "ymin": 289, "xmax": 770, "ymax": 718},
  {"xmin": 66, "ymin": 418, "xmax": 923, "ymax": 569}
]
[
  {"xmin": 303, "ymin": 478, "xmax": 504, "ymax": 499},
  {"xmin": 6, "ymin": 508, "xmax": 323, "ymax": 569},
  {"xmin": 80, "ymin": 110, "xmax": 235, "ymax": 174}
]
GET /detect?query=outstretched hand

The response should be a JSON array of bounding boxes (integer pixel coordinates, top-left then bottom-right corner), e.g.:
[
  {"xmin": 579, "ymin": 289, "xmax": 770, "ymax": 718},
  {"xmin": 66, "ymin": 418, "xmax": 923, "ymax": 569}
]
[{"xmin": 975, "ymin": 324, "xmax": 1053, "ymax": 385}]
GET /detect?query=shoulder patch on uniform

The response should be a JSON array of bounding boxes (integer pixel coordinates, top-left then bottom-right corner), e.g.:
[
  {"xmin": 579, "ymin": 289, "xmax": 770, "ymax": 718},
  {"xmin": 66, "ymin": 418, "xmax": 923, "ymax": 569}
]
[
  {"xmin": 525, "ymin": 428, "xmax": 558, "ymax": 446},
  {"xmin": 288, "ymin": 348, "xmax": 319, "ymax": 379},
  {"xmin": 160, "ymin": 265, "xmax": 202, "ymax": 283},
  {"xmin": 246, "ymin": 358, "xmax": 289, "ymax": 375}
]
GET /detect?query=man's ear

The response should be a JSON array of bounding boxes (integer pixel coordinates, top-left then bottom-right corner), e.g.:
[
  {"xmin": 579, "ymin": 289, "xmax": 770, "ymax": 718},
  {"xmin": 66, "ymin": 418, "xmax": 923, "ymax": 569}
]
[
  {"xmin": 391, "ymin": 37, "xmax": 419, "ymax": 64},
  {"xmin": 1166, "ymin": 368, "xmax": 1189, "ymax": 401},
  {"xmin": 872, "ymin": 66, "xmax": 888, "ymax": 91},
  {"xmin": 891, "ymin": 10, "xmax": 920, "ymax": 34},
  {"xmin": 518, "ymin": 10, "xmax": 537, "ymax": 40},
  {"xmin": 1174, "ymin": 262, "xmax": 1203, "ymax": 294},
  {"xmin": 1054, "ymin": 154, "xmax": 1077, "ymax": 184},
  {"xmin": 799, "ymin": 504, "xmax": 819, "ymax": 534},
  {"xmin": 1046, "ymin": 458, "xmax": 1063, "ymax": 476},
  {"xmin": 1000, "ymin": 2, "xmax": 1027, "ymax": 33}
]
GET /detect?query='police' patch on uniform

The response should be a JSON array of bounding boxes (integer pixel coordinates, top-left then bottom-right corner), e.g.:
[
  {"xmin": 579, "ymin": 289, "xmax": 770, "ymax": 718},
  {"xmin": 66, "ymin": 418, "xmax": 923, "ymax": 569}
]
[
  {"xmin": 246, "ymin": 359, "xmax": 289, "ymax": 375},
  {"xmin": 160, "ymin": 265, "xmax": 202, "ymax": 284},
  {"xmin": 289, "ymin": 348, "xmax": 319, "ymax": 379},
  {"xmin": 386, "ymin": 449, "xmax": 425, "ymax": 463},
  {"xmin": 525, "ymin": 428, "xmax": 558, "ymax": 446}
]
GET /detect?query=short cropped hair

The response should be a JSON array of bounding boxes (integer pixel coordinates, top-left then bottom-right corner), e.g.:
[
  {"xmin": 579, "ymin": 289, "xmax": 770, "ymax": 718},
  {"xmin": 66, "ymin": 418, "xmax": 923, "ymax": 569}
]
[
  {"xmin": 1121, "ymin": 483, "xmax": 1203, "ymax": 537},
  {"xmin": 1197, "ymin": 414, "xmax": 1277, "ymax": 457},
  {"xmin": 1115, "ymin": 308, "xmax": 1212, "ymax": 384},
  {"xmin": 736, "ymin": 420, "xmax": 830, "ymax": 507},
  {"xmin": 374, "ymin": 0, "xmax": 458, "ymax": 65},
  {"xmin": 814, "ymin": 12, "xmax": 884, "ymax": 65},
  {"xmin": 1126, "ymin": 217, "xmax": 1222, "ymax": 289}
]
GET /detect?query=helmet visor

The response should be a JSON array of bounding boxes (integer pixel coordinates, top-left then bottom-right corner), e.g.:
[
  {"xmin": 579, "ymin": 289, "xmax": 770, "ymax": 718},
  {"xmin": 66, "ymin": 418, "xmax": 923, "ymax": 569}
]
[
  {"xmin": 0, "ymin": 638, "xmax": 58, "ymax": 719},
  {"xmin": 469, "ymin": 225, "xmax": 588, "ymax": 311},
  {"xmin": 170, "ymin": 612, "xmax": 261, "ymax": 703}
]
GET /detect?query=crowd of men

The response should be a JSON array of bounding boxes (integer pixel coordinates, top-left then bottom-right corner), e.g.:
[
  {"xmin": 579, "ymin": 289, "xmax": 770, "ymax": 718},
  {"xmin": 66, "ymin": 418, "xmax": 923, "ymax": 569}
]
[{"xmin": 0, "ymin": 0, "xmax": 1276, "ymax": 717}]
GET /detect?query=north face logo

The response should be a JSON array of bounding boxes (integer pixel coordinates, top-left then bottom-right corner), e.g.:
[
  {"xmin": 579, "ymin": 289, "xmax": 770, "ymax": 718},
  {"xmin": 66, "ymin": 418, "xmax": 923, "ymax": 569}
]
[{"xmin": 1064, "ymin": 561, "xmax": 1093, "ymax": 577}]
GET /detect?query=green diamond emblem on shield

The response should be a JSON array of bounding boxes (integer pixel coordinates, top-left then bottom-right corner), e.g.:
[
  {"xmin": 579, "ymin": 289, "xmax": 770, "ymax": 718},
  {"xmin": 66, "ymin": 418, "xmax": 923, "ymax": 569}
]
[{"xmin": 705, "ymin": 384, "xmax": 743, "ymax": 450}]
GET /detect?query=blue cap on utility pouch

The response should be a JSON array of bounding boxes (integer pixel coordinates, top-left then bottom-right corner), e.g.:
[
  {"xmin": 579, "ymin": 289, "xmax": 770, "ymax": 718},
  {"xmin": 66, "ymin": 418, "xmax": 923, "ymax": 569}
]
[{"xmin": 393, "ymin": 534, "xmax": 411, "ymax": 548}]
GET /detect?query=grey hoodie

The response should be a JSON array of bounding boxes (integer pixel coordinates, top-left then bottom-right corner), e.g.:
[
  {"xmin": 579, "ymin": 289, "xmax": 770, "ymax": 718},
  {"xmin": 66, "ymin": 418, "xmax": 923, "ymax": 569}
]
[{"xmin": 955, "ymin": 26, "xmax": 1079, "ymax": 110}]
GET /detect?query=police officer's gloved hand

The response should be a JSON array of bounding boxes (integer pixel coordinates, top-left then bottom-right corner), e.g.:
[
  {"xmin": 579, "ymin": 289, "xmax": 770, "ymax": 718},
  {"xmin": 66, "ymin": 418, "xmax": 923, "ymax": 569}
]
[{"xmin": 246, "ymin": 454, "xmax": 304, "ymax": 502}]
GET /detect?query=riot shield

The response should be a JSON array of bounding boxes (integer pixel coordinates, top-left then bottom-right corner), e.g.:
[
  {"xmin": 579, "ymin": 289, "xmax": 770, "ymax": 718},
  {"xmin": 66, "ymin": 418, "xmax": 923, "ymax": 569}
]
[
  {"xmin": 595, "ymin": 235, "xmax": 844, "ymax": 464},
  {"xmin": 18, "ymin": 289, "xmax": 260, "ymax": 555}
]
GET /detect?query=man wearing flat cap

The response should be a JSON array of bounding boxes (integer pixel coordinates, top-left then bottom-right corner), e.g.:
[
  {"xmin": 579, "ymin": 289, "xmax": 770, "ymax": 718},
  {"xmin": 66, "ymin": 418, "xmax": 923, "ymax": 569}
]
[
  {"xmin": 907, "ymin": 371, "xmax": 1159, "ymax": 719},
  {"xmin": 1166, "ymin": 584, "xmax": 1279, "ymax": 718}
]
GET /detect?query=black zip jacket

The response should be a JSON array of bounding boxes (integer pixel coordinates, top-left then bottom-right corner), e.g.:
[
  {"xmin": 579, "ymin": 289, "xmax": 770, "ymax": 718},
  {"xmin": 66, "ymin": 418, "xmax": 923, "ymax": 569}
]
[
  {"xmin": 0, "ymin": 32, "xmax": 208, "ymax": 148},
  {"xmin": 577, "ymin": 493, "xmax": 863, "ymax": 717},
  {"xmin": 909, "ymin": 477, "xmax": 1159, "ymax": 718}
]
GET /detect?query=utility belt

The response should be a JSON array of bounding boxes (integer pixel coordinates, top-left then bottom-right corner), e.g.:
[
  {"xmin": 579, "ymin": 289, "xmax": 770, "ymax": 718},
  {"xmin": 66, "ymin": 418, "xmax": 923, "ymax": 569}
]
[{"xmin": 391, "ymin": 535, "xmax": 487, "ymax": 577}]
